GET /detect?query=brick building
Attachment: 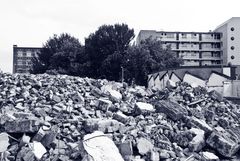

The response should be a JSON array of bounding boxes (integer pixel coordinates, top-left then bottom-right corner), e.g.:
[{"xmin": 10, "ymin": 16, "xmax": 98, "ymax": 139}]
[{"xmin": 13, "ymin": 45, "xmax": 41, "ymax": 73}]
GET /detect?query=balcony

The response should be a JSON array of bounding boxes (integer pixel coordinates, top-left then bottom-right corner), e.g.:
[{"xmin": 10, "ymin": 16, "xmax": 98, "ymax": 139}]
[
  {"xmin": 177, "ymin": 46, "xmax": 199, "ymax": 51},
  {"xmin": 201, "ymin": 47, "xmax": 221, "ymax": 51},
  {"xmin": 157, "ymin": 36, "xmax": 177, "ymax": 42},
  {"xmin": 201, "ymin": 56, "xmax": 222, "ymax": 60},
  {"xmin": 182, "ymin": 60, "xmax": 200, "ymax": 66}
]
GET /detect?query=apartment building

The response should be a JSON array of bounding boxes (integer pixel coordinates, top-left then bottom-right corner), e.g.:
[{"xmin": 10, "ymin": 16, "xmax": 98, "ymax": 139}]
[
  {"xmin": 136, "ymin": 30, "xmax": 222, "ymax": 66},
  {"xmin": 13, "ymin": 45, "xmax": 41, "ymax": 73},
  {"xmin": 214, "ymin": 17, "xmax": 240, "ymax": 73},
  {"xmin": 137, "ymin": 17, "xmax": 240, "ymax": 68}
]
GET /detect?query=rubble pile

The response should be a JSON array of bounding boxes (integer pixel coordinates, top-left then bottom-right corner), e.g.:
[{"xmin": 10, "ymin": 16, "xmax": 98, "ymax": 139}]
[{"xmin": 0, "ymin": 72, "xmax": 240, "ymax": 161}]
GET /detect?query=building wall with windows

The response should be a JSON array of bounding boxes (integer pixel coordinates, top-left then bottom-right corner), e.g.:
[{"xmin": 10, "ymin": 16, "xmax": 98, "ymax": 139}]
[
  {"xmin": 215, "ymin": 17, "xmax": 240, "ymax": 67},
  {"xmin": 13, "ymin": 45, "xmax": 41, "ymax": 73},
  {"xmin": 136, "ymin": 30, "xmax": 222, "ymax": 66}
]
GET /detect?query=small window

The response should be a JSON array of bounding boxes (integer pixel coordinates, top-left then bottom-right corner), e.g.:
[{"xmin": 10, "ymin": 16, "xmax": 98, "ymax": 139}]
[
  {"xmin": 231, "ymin": 37, "xmax": 235, "ymax": 41},
  {"xmin": 182, "ymin": 34, "xmax": 187, "ymax": 38},
  {"xmin": 231, "ymin": 27, "xmax": 235, "ymax": 31},
  {"xmin": 231, "ymin": 46, "xmax": 235, "ymax": 50},
  {"xmin": 231, "ymin": 55, "xmax": 235, "ymax": 59}
]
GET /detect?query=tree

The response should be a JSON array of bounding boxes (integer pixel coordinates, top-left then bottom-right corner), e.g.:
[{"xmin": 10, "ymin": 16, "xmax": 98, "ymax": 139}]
[
  {"xmin": 124, "ymin": 38, "xmax": 183, "ymax": 86},
  {"xmin": 84, "ymin": 23, "xmax": 134, "ymax": 80},
  {"xmin": 31, "ymin": 33, "xmax": 83, "ymax": 75}
]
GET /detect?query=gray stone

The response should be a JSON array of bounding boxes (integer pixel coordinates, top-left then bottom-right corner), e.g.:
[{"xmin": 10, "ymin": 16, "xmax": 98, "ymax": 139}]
[
  {"xmin": 84, "ymin": 118, "xmax": 123, "ymax": 133},
  {"xmin": 113, "ymin": 111, "xmax": 129, "ymax": 124},
  {"xmin": 155, "ymin": 100, "xmax": 187, "ymax": 121},
  {"xmin": 5, "ymin": 119, "xmax": 39, "ymax": 133},
  {"xmin": 118, "ymin": 141, "xmax": 133, "ymax": 156},
  {"xmin": 137, "ymin": 138, "xmax": 154, "ymax": 155},
  {"xmin": 190, "ymin": 117, "xmax": 213, "ymax": 133},
  {"xmin": 206, "ymin": 131, "xmax": 240, "ymax": 157},
  {"xmin": 202, "ymin": 151, "xmax": 219, "ymax": 161},
  {"xmin": 189, "ymin": 128, "xmax": 205, "ymax": 152}
]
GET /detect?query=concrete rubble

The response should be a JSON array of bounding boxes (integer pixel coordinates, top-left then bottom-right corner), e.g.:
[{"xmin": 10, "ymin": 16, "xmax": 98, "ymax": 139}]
[{"xmin": 0, "ymin": 72, "xmax": 240, "ymax": 161}]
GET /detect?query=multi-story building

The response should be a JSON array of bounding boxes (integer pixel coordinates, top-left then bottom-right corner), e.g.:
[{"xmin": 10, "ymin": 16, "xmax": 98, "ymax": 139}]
[
  {"xmin": 137, "ymin": 30, "xmax": 222, "ymax": 66},
  {"xmin": 136, "ymin": 17, "xmax": 240, "ymax": 68},
  {"xmin": 13, "ymin": 45, "xmax": 41, "ymax": 73},
  {"xmin": 214, "ymin": 17, "xmax": 240, "ymax": 73}
]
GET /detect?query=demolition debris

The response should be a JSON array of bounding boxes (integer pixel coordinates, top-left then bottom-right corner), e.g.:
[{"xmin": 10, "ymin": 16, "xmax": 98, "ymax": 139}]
[{"xmin": 0, "ymin": 72, "xmax": 240, "ymax": 161}]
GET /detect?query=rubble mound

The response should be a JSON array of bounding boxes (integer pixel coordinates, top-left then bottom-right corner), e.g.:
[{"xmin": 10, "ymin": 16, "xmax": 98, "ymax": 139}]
[{"xmin": 0, "ymin": 72, "xmax": 240, "ymax": 161}]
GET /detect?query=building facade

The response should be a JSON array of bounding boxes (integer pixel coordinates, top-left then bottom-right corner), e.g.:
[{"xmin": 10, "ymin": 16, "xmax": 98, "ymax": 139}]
[
  {"xmin": 13, "ymin": 45, "xmax": 41, "ymax": 73},
  {"xmin": 214, "ymin": 17, "xmax": 240, "ymax": 71},
  {"xmin": 137, "ymin": 17, "xmax": 240, "ymax": 67},
  {"xmin": 137, "ymin": 30, "xmax": 222, "ymax": 66}
]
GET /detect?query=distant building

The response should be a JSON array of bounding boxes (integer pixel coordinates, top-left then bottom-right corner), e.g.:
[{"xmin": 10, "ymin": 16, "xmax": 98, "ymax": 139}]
[
  {"xmin": 137, "ymin": 30, "xmax": 222, "ymax": 66},
  {"xmin": 136, "ymin": 17, "xmax": 240, "ymax": 71},
  {"xmin": 214, "ymin": 17, "xmax": 240, "ymax": 73},
  {"xmin": 13, "ymin": 45, "xmax": 41, "ymax": 74}
]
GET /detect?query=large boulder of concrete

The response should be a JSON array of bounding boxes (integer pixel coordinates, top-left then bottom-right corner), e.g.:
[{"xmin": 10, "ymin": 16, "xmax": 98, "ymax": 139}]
[
  {"xmin": 206, "ymin": 131, "xmax": 240, "ymax": 158},
  {"xmin": 155, "ymin": 100, "xmax": 187, "ymax": 121}
]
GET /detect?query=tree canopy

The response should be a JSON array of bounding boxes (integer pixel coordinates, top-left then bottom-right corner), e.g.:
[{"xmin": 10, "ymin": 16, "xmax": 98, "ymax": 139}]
[
  {"xmin": 31, "ymin": 24, "xmax": 183, "ymax": 86},
  {"xmin": 84, "ymin": 23, "xmax": 135, "ymax": 80},
  {"xmin": 31, "ymin": 33, "xmax": 83, "ymax": 75},
  {"xmin": 124, "ymin": 38, "xmax": 183, "ymax": 86}
]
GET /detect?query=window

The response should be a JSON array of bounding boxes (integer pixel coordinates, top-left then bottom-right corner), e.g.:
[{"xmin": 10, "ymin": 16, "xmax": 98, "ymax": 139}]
[
  {"xmin": 181, "ymin": 43, "xmax": 187, "ymax": 48},
  {"xmin": 214, "ymin": 34, "xmax": 221, "ymax": 39},
  {"xmin": 231, "ymin": 55, "xmax": 235, "ymax": 59},
  {"xmin": 31, "ymin": 52, "xmax": 36, "ymax": 57},
  {"xmin": 231, "ymin": 37, "xmax": 235, "ymax": 41},
  {"xmin": 27, "ymin": 52, "xmax": 32, "ymax": 57},
  {"xmin": 231, "ymin": 46, "xmax": 235, "ymax": 50},
  {"xmin": 231, "ymin": 27, "xmax": 235, "ymax": 31},
  {"xmin": 17, "ymin": 52, "xmax": 23, "ymax": 57},
  {"xmin": 23, "ymin": 52, "xmax": 27, "ymax": 57},
  {"xmin": 166, "ymin": 33, "xmax": 174, "ymax": 38},
  {"xmin": 191, "ymin": 34, "xmax": 197, "ymax": 39},
  {"xmin": 182, "ymin": 34, "xmax": 187, "ymax": 38}
]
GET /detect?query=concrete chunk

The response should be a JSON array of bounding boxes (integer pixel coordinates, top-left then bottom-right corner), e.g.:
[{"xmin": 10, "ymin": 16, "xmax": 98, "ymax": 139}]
[
  {"xmin": 206, "ymin": 131, "xmax": 240, "ymax": 157},
  {"xmin": 155, "ymin": 100, "xmax": 187, "ymax": 121}
]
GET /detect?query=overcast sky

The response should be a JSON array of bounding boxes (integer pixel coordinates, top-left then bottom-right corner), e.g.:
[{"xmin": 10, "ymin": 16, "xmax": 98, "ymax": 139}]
[{"xmin": 0, "ymin": 0, "xmax": 239, "ymax": 73}]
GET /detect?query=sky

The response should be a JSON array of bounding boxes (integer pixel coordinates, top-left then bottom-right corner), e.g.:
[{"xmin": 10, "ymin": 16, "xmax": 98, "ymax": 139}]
[{"xmin": 0, "ymin": 0, "xmax": 239, "ymax": 73}]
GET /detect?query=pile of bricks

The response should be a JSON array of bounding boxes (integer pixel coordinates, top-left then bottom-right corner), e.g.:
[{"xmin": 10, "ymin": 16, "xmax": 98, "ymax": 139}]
[{"xmin": 0, "ymin": 72, "xmax": 240, "ymax": 161}]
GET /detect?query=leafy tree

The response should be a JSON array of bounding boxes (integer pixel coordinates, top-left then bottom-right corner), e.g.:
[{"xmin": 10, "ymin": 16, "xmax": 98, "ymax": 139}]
[
  {"xmin": 84, "ymin": 23, "xmax": 135, "ymax": 80},
  {"xmin": 124, "ymin": 38, "xmax": 183, "ymax": 86},
  {"xmin": 31, "ymin": 33, "xmax": 83, "ymax": 75}
]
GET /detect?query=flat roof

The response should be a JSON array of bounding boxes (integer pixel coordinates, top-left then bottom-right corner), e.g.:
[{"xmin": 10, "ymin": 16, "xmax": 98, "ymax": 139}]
[
  {"xmin": 139, "ymin": 30, "xmax": 221, "ymax": 35},
  {"xmin": 214, "ymin": 17, "xmax": 240, "ymax": 30},
  {"xmin": 13, "ymin": 45, "xmax": 42, "ymax": 50}
]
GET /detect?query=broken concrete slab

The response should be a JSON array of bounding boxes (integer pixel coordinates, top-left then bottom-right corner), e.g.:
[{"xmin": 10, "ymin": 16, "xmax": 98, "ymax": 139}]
[
  {"xmin": 32, "ymin": 141, "xmax": 47, "ymax": 160},
  {"xmin": 118, "ymin": 141, "xmax": 133, "ymax": 156},
  {"xmin": 202, "ymin": 151, "xmax": 219, "ymax": 161},
  {"xmin": 135, "ymin": 102, "xmax": 154, "ymax": 113},
  {"xmin": 206, "ymin": 131, "xmax": 240, "ymax": 157},
  {"xmin": 5, "ymin": 119, "xmax": 39, "ymax": 133},
  {"xmin": 83, "ymin": 131, "xmax": 124, "ymax": 161},
  {"xmin": 136, "ymin": 137, "xmax": 154, "ymax": 155},
  {"xmin": 189, "ymin": 128, "xmax": 205, "ymax": 152},
  {"xmin": 155, "ymin": 100, "xmax": 187, "ymax": 121},
  {"xmin": 113, "ymin": 111, "xmax": 129, "ymax": 124},
  {"xmin": 190, "ymin": 117, "xmax": 213, "ymax": 133},
  {"xmin": 83, "ymin": 118, "xmax": 123, "ymax": 133},
  {"xmin": 0, "ymin": 132, "xmax": 9, "ymax": 152}
]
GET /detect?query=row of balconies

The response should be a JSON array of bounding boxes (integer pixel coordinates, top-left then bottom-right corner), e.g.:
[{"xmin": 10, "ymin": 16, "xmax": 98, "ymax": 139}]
[
  {"xmin": 156, "ymin": 33, "xmax": 221, "ymax": 42},
  {"xmin": 172, "ymin": 47, "xmax": 221, "ymax": 51},
  {"xmin": 158, "ymin": 37, "xmax": 221, "ymax": 42},
  {"xmin": 182, "ymin": 60, "xmax": 222, "ymax": 66}
]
